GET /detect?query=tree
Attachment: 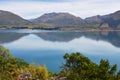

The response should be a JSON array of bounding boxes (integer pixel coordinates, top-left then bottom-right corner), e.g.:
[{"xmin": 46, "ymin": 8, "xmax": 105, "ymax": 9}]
[
  {"xmin": 62, "ymin": 52, "xmax": 98, "ymax": 79},
  {"xmin": 61, "ymin": 52, "xmax": 119, "ymax": 80},
  {"xmin": 0, "ymin": 45, "xmax": 49, "ymax": 80}
]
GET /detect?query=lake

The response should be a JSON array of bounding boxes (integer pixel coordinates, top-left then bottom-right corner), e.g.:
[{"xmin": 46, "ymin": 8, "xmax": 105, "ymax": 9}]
[{"xmin": 0, "ymin": 29, "xmax": 120, "ymax": 72}]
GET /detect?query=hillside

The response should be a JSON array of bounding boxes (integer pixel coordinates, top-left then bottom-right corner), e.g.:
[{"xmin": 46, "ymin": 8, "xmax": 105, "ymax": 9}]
[
  {"xmin": 31, "ymin": 12, "xmax": 84, "ymax": 27},
  {"xmin": 0, "ymin": 10, "xmax": 31, "ymax": 27},
  {"xmin": 31, "ymin": 10, "xmax": 120, "ymax": 29},
  {"xmin": 100, "ymin": 10, "xmax": 120, "ymax": 29},
  {"xmin": 0, "ymin": 10, "xmax": 120, "ymax": 29},
  {"xmin": 85, "ymin": 10, "xmax": 120, "ymax": 29}
]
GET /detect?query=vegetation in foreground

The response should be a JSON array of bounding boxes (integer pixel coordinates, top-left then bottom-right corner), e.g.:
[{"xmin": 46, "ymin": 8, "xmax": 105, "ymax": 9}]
[
  {"xmin": 0, "ymin": 45, "xmax": 120, "ymax": 80},
  {"xmin": 60, "ymin": 53, "xmax": 120, "ymax": 80},
  {"xmin": 0, "ymin": 45, "xmax": 48, "ymax": 80}
]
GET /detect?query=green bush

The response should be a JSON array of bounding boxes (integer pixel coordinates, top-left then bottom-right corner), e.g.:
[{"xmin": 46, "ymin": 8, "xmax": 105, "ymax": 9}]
[
  {"xmin": 0, "ymin": 45, "xmax": 49, "ymax": 80},
  {"xmin": 61, "ymin": 52, "xmax": 120, "ymax": 80}
]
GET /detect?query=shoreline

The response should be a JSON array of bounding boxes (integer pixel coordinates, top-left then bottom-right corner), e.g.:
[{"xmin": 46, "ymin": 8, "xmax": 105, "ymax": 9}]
[{"xmin": 0, "ymin": 28, "xmax": 120, "ymax": 32}]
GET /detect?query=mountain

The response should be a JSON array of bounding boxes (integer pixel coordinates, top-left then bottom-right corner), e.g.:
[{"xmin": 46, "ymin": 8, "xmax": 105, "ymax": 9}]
[
  {"xmin": 85, "ymin": 10, "xmax": 120, "ymax": 29},
  {"xmin": 31, "ymin": 11, "xmax": 120, "ymax": 29},
  {"xmin": 31, "ymin": 12, "xmax": 83, "ymax": 27},
  {"xmin": 0, "ymin": 10, "xmax": 31, "ymax": 27},
  {"xmin": 100, "ymin": 10, "xmax": 120, "ymax": 29},
  {"xmin": 0, "ymin": 10, "xmax": 120, "ymax": 29},
  {"xmin": 85, "ymin": 15, "xmax": 102, "ymax": 23}
]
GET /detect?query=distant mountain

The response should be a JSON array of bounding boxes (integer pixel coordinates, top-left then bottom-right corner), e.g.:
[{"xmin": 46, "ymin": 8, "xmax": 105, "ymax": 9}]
[
  {"xmin": 31, "ymin": 12, "xmax": 83, "ymax": 27},
  {"xmin": 0, "ymin": 10, "xmax": 120, "ymax": 29},
  {"xmin": 31, "ymin": 11, "xmax": 120, "ymax": 29},
  {"xmin": 100, "ymin": 10, "xmax": 120, "ymax": 29},
  {"xmin": 85, "ymin": 15, "xmax": 102, "ymax": 26},
  {"xmin": 85, "ymin": 10, "xmax": 120, "ymax": 29},
  {"xmin": 0, "ymin": 10, "xmax": 31, "ymax": 27}
]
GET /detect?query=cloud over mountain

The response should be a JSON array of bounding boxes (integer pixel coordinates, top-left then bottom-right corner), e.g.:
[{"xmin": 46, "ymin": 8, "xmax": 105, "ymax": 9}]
[{"xmin": 0, "ymin": 0, "xmax": 120, "ymax": 19}]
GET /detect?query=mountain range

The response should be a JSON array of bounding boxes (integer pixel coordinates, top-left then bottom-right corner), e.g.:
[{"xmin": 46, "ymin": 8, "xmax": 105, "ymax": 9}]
[
  {"xmin": 0, "ymin": 10, "xmax": 120, "ymax": 30},
  {"xmin": 31, "ymin": 12, "xmax": 83, "ymax": 27},
  {"xmin": 0, "ymin": 10, "xmax": 31, "ymax": 27}
]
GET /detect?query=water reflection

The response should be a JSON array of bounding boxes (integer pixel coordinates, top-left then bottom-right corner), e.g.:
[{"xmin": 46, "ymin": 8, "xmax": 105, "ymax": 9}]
[
  {"xmin": 3, "ymin": 34, "xmax": 120, "ymax": 55},
  {"xmin": 0, "ymin": 30, "xmax": 120, "ymax": 47},
  {"xmin": 0, "ymin": 30, "xmax": 120, "ymax": 72}
]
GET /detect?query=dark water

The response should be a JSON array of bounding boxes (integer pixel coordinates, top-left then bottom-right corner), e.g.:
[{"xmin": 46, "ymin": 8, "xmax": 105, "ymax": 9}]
[{"xmin": 0, "ymin": 29, "xmax": 120, "ymax": 72}]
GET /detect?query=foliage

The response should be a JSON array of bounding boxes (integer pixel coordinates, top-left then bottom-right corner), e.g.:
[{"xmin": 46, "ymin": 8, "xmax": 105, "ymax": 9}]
[
  {"xmin": 0, "ymin": 45, "xmax": 11, "ymax": 57},
  {"xmin": 0, "ymin": 45, "xmax": 49, "ymax": 80},
  {"xmin": 1, "ymin": 45, "xmax": 120, "ymax": 80},
  {"xmin": 24, "ymin": 64, "xmax": 48, "ymax": 80},
  {"xmin": 61, "ymin": 52, "xmax": 120, "ymax": 80}
]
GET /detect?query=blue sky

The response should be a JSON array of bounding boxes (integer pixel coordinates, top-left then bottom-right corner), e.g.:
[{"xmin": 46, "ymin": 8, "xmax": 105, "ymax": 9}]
[{"xmin": 0, "ymin": 0, "xmax": 120, "ymax": 19}]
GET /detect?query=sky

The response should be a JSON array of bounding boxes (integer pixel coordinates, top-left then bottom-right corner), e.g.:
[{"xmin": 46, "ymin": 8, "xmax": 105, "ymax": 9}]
[{"xmin": 0, "ymin": 0, "xmax": 120, "ymax": 19}]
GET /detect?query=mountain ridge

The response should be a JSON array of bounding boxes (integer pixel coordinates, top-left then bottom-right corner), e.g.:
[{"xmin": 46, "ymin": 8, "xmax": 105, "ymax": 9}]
[
  {"xmin": 0, "ymin": 10, "xmax": 31, "ymax": 27},
  {"xmin": 31, "ymin": 12, "xmax": 83, "ymax": 27},
  {"xmin": 31, "ymin": 10, "xmax": 120, "ymax": 29},
  {"xmin": 0, "ymin": 10, "xmax": 120, "ymax": 29}
]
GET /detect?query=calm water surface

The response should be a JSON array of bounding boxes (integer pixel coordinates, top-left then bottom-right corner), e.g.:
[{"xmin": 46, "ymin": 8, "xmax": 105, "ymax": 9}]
[{"xmin": 0, "ymin": 30, "xmax": 120, "ymax": 72}]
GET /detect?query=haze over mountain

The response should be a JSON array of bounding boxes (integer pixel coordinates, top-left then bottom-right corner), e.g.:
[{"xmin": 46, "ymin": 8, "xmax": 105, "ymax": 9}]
[
  {"xmin": 0, "ymin": 10, "xmax": 120, "ymax": 29},
  {"xmin": 0, "ymin": 10, "xmax": 31, "ymax": 27}
]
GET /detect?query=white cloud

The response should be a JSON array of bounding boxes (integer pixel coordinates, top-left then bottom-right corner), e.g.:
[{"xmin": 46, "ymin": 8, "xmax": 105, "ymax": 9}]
[{"xmin": 0, "ymin": 0, "xmax": 120, "ymax": 19}]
